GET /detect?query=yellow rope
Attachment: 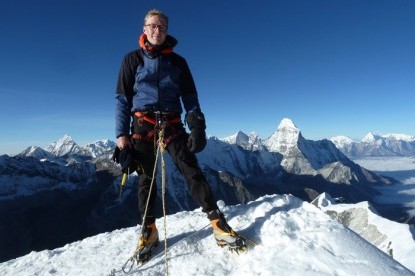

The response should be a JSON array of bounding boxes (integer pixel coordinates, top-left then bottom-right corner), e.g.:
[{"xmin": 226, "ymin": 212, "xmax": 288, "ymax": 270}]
[
  {"xmin": 157, "ymin": 126, "xmax": 169, "ymax": 276},
  {"xmin": 134, "ymin": 119, "xmax": 169, "ymax": 275},
  {"xmin": 134, "ymin": 124, "xmax": 161, "ymax": 252},
  {"xmin": 134, "ymin": 146, "xmax": 160, "ymax": 257}
]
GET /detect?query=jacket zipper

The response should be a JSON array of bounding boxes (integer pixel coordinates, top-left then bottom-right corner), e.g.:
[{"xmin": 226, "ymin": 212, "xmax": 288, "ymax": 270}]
[{"xmin": 156, "ymin": 55, "xmax": 161, "ymax": 112}]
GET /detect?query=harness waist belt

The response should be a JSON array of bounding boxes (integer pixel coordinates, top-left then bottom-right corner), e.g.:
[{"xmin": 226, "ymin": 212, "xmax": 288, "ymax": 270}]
[
  {"xmin": 134, "ymin": 111, "xmax": 181, "ymax": 125},
  {"xmin": 132, "ymin": 132, "xmax": 154, "ymax": 141}
]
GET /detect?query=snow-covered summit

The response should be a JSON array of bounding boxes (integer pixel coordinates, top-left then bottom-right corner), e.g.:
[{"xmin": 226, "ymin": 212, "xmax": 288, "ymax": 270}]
[
  {"xmin": 261, "ymin": 118, "xmax": 353, "ymax": 177},
  {"xmin": 1, "ymin": 194, "xmax": 412, "ymax": 275},
  {"xmin": 45, "ymin": 134, "xmax": 87, "ymax": 157},
  {"xmin": 330, "ymin": 135, "xmax": 355, "ymax": 147},
  {"xmin": 263, "ymin": 118, "xmax": 300, "ymax": 155},
  {"xmin": 84, "ymin": 139, "xmax": 116, "ymax": 158},
  {"xmin": 17, "ymin": 146, "xmax": 54, "ymax": 160},
  {"xmin": 362, "ymin": 132, "xmax": 382, "ymax": 143},
  {"xmin": 221, "ymin": 131, "xmax": 263, "ymax": 151},
  {"xmin": 222, "ymin": 131, "xmax": 249, "ymax": 144},
  {"xmin": 222, "ymin": 118, "xmax": 302, "ymax": 155},
  {"xmin": 278, "ymin": 117, "xmax": 298, "ymax": 129}
]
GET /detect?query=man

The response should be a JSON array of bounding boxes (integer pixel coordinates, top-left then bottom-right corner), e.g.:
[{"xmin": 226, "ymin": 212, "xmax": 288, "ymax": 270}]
[{"xmin": 115, "ymin": 9, "xmax": 247, "ymax": 259}]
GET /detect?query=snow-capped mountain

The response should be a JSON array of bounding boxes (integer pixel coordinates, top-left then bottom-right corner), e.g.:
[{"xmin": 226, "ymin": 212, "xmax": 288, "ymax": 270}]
[
  {"xmin": 331, "ymin": 132, "xmax": 415, "ymax": 158},
  {"xmin": 221, "ymin": 131, "xmax": 264, "ymax": 151},
  {"xmin": 0, "ymin": 118, "xmax": 401, "ymax": 264},
  {"xmin": 263, "ymin": 118, "xmax": 300, "ymax": 154},
  {"xmin": 17, "ymin": 146, "xmax": 54, "ymax": 160},
  {"xmin": 263, "ymin": 118, "xmax": 352, "ymax": 174},
  {"xmin": 84, "ymin": 139, "xmax": 116, "ymax": 158},
  {"xmin": 1, "ymin": 194, "xmax": 413, "ymax": 275},
  {"xmin": 42, "ymin": 135, "xmax": 115, "ymax": 160},
  {"xmin": 45, "ymin": 134, "xmax": 91, "ymax": 157}
]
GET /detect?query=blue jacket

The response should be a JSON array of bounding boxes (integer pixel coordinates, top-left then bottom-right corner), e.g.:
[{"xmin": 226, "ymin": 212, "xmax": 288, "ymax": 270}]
[{"xmin": 115, "ymin": 35, "xmax": 201, "ymax": 138}]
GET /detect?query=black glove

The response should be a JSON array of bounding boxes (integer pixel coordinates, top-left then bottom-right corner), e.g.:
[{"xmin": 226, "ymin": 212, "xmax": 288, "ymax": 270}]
[
  {"xmin": 112, "ymin": 147, "xmax": 138, "ymax": 174},
  {"xmin": 186, "ymin": 112, "xmax": 207, "ymax": 153},
  {"xmin": 112, "ymin": 147, "xmax": 121, "ymax": 163}
]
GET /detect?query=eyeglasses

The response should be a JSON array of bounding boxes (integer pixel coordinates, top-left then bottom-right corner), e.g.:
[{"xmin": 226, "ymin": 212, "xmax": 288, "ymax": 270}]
[{"xmin": 145, "ymin": 24, "xmax": 167, "ymax": 33}]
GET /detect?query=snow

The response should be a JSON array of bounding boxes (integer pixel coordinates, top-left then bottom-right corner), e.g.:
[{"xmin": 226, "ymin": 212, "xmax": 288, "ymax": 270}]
[
  {"xmin": 318, "ymin": 196, "xmax": 415, "ymax": 271},
  {"xmin": 330, "ymin": 135, "xmax": 354, "ymax": 146},
  {"xmin": 382, "ymin": 134, "xmax": 415, "ymax": 142},
  {"xmin": 220, "ymin": 131, "xmax": 263, "ymax": 151},
  {"xmin": 278, "ymin": 118, "xmax": 297, "ymax": 129},
  {"xmin": 1, "ymin": 194, "xmax": 412, "ymax": 276},
  {"xmin": 361, "ymin": 132, "xmax": 415, "ymax": 144},
  {"xmin": 362, "ymin": 132, "xmax": 378, "ymax": 143},
  {"xmin": 46, "ymin": 134, "xmax": 77, "ymax": 156}
]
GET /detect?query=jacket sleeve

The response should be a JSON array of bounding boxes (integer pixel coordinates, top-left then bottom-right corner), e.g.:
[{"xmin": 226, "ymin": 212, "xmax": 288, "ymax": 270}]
[
  {"xmin": 177, "ymin": 56, "xmax": 201, "ymax": 114},
  {"xmin": 115, "ymin": 51, "xmax": 141, "ymax": 138}
]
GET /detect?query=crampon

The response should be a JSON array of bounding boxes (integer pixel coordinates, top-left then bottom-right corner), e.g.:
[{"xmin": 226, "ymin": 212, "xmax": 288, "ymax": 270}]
[
  {"xmin": 215, "ymin": 231, "xmax": 250, "ymax": 254},
  {"xmin": 121, "ymin": 239, "xmax": 159, "ymax": 273},
  {"xmin": 121, "ymin": 224, "xmax": 160, "ymax": 273}
]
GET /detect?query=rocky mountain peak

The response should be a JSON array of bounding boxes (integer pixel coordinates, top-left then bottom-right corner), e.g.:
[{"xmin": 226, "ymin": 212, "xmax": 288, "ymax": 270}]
[
  {"xmin": 221, "ymin": 131, "xmax": 263, "ymax": 151},
  {"xmin": 18, "ymin": 146, "xmax": 53, "ymax": 160},
  {"xmin": 264, "ymin": 118, "xmax": 302, "ymax": 155},
  {"xmin": 45, "ymin": 135, "xmax": 86, "ymax": 157}
]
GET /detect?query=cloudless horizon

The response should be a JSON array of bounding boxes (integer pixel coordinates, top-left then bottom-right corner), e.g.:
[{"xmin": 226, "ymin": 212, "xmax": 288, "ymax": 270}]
[{"xmin": 1, "ymin": 0, "xmax": 415, "ymax": 155}]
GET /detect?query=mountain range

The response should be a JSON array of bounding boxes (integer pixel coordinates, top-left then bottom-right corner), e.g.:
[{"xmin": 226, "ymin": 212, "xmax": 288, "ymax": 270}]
[
  {"xmin": 331, "ymin": 132, "xmax": 415, "ymax": 158},
  {"xmin": 0, "ymin": 118, "xmax": 410, "ymax": 263}
]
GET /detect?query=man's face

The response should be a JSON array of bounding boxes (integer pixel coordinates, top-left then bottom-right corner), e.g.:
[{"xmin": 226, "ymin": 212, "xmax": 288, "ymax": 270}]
[{"xmin": 143, "ymin": 15, "xmax": 168, "ymax": 46}]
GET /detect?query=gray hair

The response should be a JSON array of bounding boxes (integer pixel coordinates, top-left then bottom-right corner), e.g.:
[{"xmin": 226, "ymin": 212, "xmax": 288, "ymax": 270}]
[{"xmin": 144, "ymin": 9, "xmax": 169, "ymax": 26}]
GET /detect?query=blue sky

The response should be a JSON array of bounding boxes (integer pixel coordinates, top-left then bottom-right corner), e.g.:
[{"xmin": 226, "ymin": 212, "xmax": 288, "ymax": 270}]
[{"xmin": 1, "ymin": 0, "xmax": 414, "ymax": 155}]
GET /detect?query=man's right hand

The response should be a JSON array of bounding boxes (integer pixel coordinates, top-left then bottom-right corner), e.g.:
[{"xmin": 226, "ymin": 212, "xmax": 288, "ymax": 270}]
[{"xmin": 117, "ymin": 135, "xmax": 132, "ymax": 150}]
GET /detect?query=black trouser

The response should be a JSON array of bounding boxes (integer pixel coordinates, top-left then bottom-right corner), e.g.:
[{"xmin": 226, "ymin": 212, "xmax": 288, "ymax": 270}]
[{"xmin": 132, "ymin": 120, "xmax": 218, "ymax": 226}]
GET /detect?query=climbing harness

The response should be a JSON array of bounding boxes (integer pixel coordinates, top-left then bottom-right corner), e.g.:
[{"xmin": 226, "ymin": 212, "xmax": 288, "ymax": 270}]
[{"xmin": 132, "ymin": 111, "xmax": 182, "ymax": 148}]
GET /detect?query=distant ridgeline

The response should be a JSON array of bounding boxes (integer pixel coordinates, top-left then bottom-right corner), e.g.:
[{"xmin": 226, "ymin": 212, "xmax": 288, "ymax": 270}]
[{"xmin": 331, "ymin": 132, "xmax": 415, "ymax": 158}]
